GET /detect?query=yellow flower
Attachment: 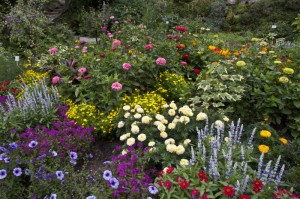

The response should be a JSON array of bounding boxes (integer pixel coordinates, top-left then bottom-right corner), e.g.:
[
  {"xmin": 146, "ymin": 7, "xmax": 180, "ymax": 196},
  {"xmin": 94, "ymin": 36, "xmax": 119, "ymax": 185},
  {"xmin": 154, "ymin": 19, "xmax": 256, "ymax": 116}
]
[
  {"xmin": 278, "ymin": 76, "xmax": 289, "ymax": 83},
  {"xmin": 283, "ymin": 68, "xmax": 294, "ymax": 75},
  {"xmin": 236, "ymin": 61, "xmax": 246, "ymax": 67},
  {"xmin": 274, "ymin": 60, "xmax": 282, "ymax": 64},
  {"xmin": 258, "ymin": 145, "xmax": 270, "ymax": 153},
  {"xmin": 179, "ymin": 44, "xmax": 186, "ymax": 48},
  {"xmin": 260, "ymin": 130, "xmax": 271, "ymax": 138},
  {"xmin": 180, "ymin": 159, "xmax": 189, "ymax": 167},
  {"xmin": 279, "ymin": 138, "xmax": 288, "ymax": 144},
  {"xmin": 208, "ymin": 45, "xmax": 216, "ymax": 51},
  {"xmin": 286, "ymin": 59, "xmax": 292, "ymax": 63}
]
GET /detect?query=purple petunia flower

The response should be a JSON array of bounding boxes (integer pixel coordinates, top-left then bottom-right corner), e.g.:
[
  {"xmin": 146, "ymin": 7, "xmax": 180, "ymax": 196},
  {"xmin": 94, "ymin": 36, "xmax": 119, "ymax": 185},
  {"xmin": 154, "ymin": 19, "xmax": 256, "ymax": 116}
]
[
  {"xmin": 0, "ymin": 153, "xmax": 6, "ymax": 160},
  {"xmin": 69, "ymin": 151, "xmax": 78, "ymax": 160},
  {"xmin": 51, "ymin": 151, "xmax": 57, "ymax": 157},
  {"xmin": 13, "ymin": 167, "xmax": 22, "ymax": 176},
  {"xmin": 28, "ymin": 141, "xmax": 38, "ymax": 148},
  {"xmin": 37, "ymin": 154, "xmax": 46, "ymax": 160},
  {"xmin": 50, "ymin": 193, "xmax": 57, "ymax": 199},
  {"xmin": 56, "ymin": 171, "xmax": 64, "ymax": 180},
  {"xmin": 9, "ymin": 142, "xmax": 18, "ymax": 149},
  {"xmin": 70, "ymin": 159, "xmax": 77, "ymax": 165},
  {"xmin": 109, "ymin": 177, "xmax": 119, "ymax": 189},
  {"xmin": 4, "ymin": 157, "xmax": 10, "ymax": 163},
  {"xmin": 0, "ymin": 169, "xmax": 7, "ymax": 179},
  {"xmin": 25, "ymin": 169, "xmax": 30, "ymax": 175},
  {"xmin": 103, "ymin": 170, "xmax": 112, "ymax": 180},
  {"xmin": 86, "ymin": 196, "xmax": 97, "ymax": 199},
  {"xmin": 103, "ymin": 161, "xmax": 111, "ymax": 166},
  {"xmin": 148, "ymin": 185, "xmax": 158, "ymax": 195},
  {"xmin": 88, "ymin": 153, "xmax": 93, "ymax": 158}
]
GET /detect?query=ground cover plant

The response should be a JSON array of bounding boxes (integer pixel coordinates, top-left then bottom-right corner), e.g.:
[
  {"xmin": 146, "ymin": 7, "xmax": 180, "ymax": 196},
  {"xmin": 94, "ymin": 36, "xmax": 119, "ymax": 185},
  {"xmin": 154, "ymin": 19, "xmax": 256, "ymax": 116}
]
[{"xmin": 0, "ymin": 2, "xmax": 300, "ymax": 198}]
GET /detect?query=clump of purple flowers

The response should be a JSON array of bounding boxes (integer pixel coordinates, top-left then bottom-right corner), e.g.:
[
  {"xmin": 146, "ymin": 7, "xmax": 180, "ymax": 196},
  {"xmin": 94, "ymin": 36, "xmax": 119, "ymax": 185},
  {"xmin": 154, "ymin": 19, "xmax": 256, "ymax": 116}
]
[{"xmin": 19, "ymin": 105, "xmax": 95, "ymax": 157}]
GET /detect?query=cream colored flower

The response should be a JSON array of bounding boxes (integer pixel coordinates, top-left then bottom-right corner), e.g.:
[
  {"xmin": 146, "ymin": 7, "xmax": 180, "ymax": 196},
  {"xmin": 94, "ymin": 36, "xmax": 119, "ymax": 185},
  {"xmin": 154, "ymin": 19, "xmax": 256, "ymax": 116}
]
[
  {"xmin": 120, "ymin": 134, "xmax": 128, "ymax": 141},
  {"xmin": 162, "ymin": 104, "xmax": 169, "ymax": 109},
  {"xmin": 223, "ymin": 116, "xmax": 229, "ymax": 122},
  {"xmin": 160, "ymin": 132, "xmax": 168, "ymax": 138},
  {"xmin": 196, "ymin": 112, "xmax": 207, "ymax": 121},
  {"xmin": 169, "ymin": 101, "xmax": 177, "ymax": 110},
  {"xmin": 149, "ymin": 147, "xmax": 156, "ymax": 152},
  {"xmin": 165, "ymin": 138, "xmax": 175, "ymax": 145},
  {"xmin": 260, "ymin": 41, "xmax": 267, "ymax": 46},
  {"xmin": 148, "ymin": 141, "xmax": 155, "ymax": 147},
  {"xmin": 179, "ymin": 105, "xmax": 193, "ymax": 116},
  {"xmin": 274, "ymin": 60, "xmax": 282, "ymax": 64},
  {"xmin": 168, "ymin": 122, "xmax": 176, "ymax": 129},
  {"xmin": 215, "ymin": 120, "xmax": 224, "ymax": 129},
  {"xmin": 176, "ymin": 145, "xmax": 185, "ymax": 155},
  {"xmin": 124, "ymin": 112, "xmax": 131, "ymax": 118},
  {"xmin": 126, "ymin": 138, "xmax": 135, "ymax": 146},
  {"xmin": 123, "ymin": 105, "xmax": 130, "ymax": 111},
  {"xmin": 209, "ymin": 137, "xmax": 215, "ymax": 143},
  {"xmin": 131, "ymin": 125, "xmax": 140, "ymax": 134},
  {"xmin": 179, "ymin": 116, "xmax": 190, "ymax": 124},
  {"xmin": 134, "ymin": 104, "xmax": 141, "ymax": 109},
  {"xmin": 166, "ymin": 144, "xmax": 177, "ymax": 153},
  {"xmin": 134, "ymin": 113, "xmax": 142, "ymax": 119},
  {"xmin": 155, "ymin": 114, "xmax": 165, "ymax": 121},
  {"xmin": 172, "ymin": 117, "xmax": 180, "ymax": 124},
  {"xmin": 118, "ymin": 121, "xmax": 125, "ymax": 128},
  {"xmin": 161, "ymin": 119, "xmax": 168, "ymax": 124},
  {"xmin": 180, "ymin": 159, "xmax": 189, "ymax": 167},
  {"xmin": 121, "ymin": 149, "xmax": 128, "ymax": 155},
  {"xmin": 183, "ymin": 139, "xmax": 191, "ymax": 146},
  {"xmin": 168, "ymin": 109, "xmax": 176, "ymax": 116},
  {"xmin": 136, "ymin": 107, "xmax": 144, "ymax": 113},
  {"xmin": 224, "ymin": 137, "xmax": 230, "ymax": 143},
  {"xmin": 154, "ymin": 121, "xmax": 163, "ymax": 126},
  {"xmin": 157, "ymin": 124, "xmax": 166, "ymax": 132},
  {"xmin": 141, "ymin": 116, "xmax": 152, "ymax": 124},
  {"xmin": 137, "ymin": 133, "xmax": 146, "ymax": 142}
]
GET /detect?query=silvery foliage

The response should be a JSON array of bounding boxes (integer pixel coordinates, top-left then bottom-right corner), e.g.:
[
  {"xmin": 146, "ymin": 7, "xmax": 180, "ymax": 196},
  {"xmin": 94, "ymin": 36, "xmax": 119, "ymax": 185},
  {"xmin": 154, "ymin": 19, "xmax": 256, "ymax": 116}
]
[{"xmin": 0, "ymin": 79, "xmax": 59, "ymax": 123}]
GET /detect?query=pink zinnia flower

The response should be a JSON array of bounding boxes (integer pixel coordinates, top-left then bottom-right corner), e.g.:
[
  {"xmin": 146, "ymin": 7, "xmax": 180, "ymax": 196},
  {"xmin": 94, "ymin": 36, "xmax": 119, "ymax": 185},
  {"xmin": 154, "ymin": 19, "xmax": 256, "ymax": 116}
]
[
  {"xmin": 107, "ymin": 33, "xmax": 114, "ymax": 38},
  {"xmin": 76, "ymin": 76, "xmax": 82, "ymax": 80},
  {"xmin": 111, "ymin": 82, "xmax": 122, "ymax": 91},
  {"xmin": 156, "ymin": 57, "xmax": 167, "ymax": 66},
  {"xmin": 48, "ymin": 47, "xmax": 58, "ymax": 54},
  {"xmin": 110, "ymin": 16, "xmax": 115, "ymax": 19},
  {"xmin": 84, "ymin": 75, "xmax": 91, "ymax": 79},
  {"xmin": 74, "ymin": 46, "xmax": 80, "ymax": 49},
  {"xmin": 112, "ymin": 40, "xmax": 121, "ymax": 47},
  {"xmin": 144, "ymin": 44, "xmax": 153, "ymax": 50},
  {"xmin": 52, "ymin": 76, "xmax": 60, "ymax": 85},
  {"xmin": 181, "ymin": 61, "xmax": 187, "ymax": 65},
  {"xmin": 102, "ymin": 26, "xmax": 108, "ymax": 31},
  {"xmin": 78, "ymin": 67, "xmax": 87, "ymax": 74},
  {"xmin": 82, "ymin": 47, "xmax": 87, "ymax": 53},
  {"xmin": 122, "ymin": 63, "xmax": 131, "ymax": 71}
]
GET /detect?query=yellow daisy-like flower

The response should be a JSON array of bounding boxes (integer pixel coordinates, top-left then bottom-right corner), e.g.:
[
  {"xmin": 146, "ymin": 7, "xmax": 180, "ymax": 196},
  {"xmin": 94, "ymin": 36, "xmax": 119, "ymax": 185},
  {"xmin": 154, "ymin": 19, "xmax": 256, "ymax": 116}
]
[
  {"xmin": 260, "ymin": 130, "xmax": 271, "ymax": 138},
  {"xmin": 258, "ymin": 145, "xmax": 270, "ymax": 153},
  {"xmin": 236, "ymin": 61, "xmax": 246, "ymax": 67},
  {"xmin": 279, "ymin": 138, "xmax": 288, "ymax": 145},
  {"xmin": 208, "ymin": 45, "xmax": 216, "ymax": 51}
]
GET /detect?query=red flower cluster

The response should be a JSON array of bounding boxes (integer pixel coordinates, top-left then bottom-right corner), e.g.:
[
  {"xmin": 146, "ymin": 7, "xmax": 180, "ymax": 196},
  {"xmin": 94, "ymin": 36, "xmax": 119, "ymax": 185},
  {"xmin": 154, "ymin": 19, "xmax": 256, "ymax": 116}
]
[
  {"xmin": 197, "ymin": 171, "xmax": 208, "ymax": 183},
  {"xmin": 252, "ymin": 179, "xmax": 263, "ymax": 193},
  {"xmin": 222, "ymin": 185, "xmax": 235, "ymax": 197},
  {"xmin": 190, "ymin": 188, "xmax": 199, "ymax": 196},
  {"xmin": 166, "ymin": 166, "xmax": 174, "ymax": 174},
  {"xmin": 179, "ymin": 180, "xmax": 189, "ymax": 190},
  {"xmin": 0, "ymin": 81, "xmax": 21, "ymax": 95},
  {"xmin": 176, "ymin": 25, "xmax": 187, "ymax": 33},
  {"xmin": 274, "ymin": 189, "xmax": 300, "ymax": 199},
  {"xmin": 239, "ymin": 194, "xmax": 250, "ymax": 199},
  {"xmin": 166, "ymin": 34, "xmax": 180, "ymax": 41}
]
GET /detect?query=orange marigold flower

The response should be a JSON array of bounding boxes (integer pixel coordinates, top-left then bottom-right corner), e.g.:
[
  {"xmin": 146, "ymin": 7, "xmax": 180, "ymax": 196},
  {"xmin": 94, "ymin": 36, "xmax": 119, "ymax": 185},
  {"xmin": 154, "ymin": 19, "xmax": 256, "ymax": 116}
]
[
  {"xmin": 179, "ymin": 44, "xmax": 186, "ymax": 48},
  {"xmin": 279, "ymin": 138, "xmax": 288, "ymax": 144},
  {"xmin": 287, "ymin": 59, "xmax": 292, "ymax": 63},
  {"xmin": 234, "ymin": 51, "xmax": 239, "ymax": 56},
  {"xmin": 261, "ymin": 47, "xmax": 268, "ymax": 52},
  {"xmin": 258, "ymin": 145, "xmax": 269, "ymax": 153},
  {"xmin": 208, "ymin": 45, "xmax": 216, "ymax": 51}
]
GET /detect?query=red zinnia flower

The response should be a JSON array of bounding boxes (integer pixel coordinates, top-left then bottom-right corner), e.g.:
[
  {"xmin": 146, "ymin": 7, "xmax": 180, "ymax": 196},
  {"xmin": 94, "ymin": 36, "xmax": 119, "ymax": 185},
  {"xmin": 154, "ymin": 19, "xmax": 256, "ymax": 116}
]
[
  {"xmin": 183, "ymin": 54, "xmax": 190, "ymax": 59},
  {"xmin": 99, "ymin": 53, "xmax": 105, "ymax": 57},
  {"xmin": 252, "ymin": 179, "xmax": 263, "ymax": 193},
  {"xmin": 166, "ymin": 166, "xmax": 174, "ymax": 174},
  {"xmin": 157, "ymin": 170, "xmax": 164, "ymax": 177},
  {"xmin": 199, "ymin": 194, "xmax": 209, "ymax": 199},
  {"xmin": 164, "ymin": 180, "xmax": 172, "ymax": 191},
  {"xmin": 239, "ymin": 194, "xmax": 250, "ymax": 199},
  {"xmin": 157, "ymin": 180, "xmax": 163, "ymax": 187},
  {"xmin": 197, "ymin": 171, "xmax": 208, "ymax": 183},
  {"xmin": 222, "ymin": 185, "xmax": 235, "ymax": 197},
  {"xmin": 176, "ymin": 25, "xmax": 187, "ymax": 33},
  {"xmin": 190, "ymin": 188, "xmax": 199, "ymax": 196},
  {"xmin": 179, "ymin": 180, "xmax": 189, "ymax": 190},
  {"xmin": 194, "ymin": 68, "xmax": 201, "ymax": 75},
  {"xmin": 175, "ymin": 176, "xmax": 185, "ymax": 183}
]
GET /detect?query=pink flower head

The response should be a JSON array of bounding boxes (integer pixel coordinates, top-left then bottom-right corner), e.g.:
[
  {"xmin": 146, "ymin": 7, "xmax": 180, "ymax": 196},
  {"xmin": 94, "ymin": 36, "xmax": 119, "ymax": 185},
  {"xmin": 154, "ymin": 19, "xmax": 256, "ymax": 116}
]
[
  {"xmin": 111, "ymin": 82, "xmax": 122, "ymax": 91},
  {"xmin": 144, "ymin": 44, "xmax": 153, "ymax": 50},
  {"xmin": 107, "ymin": 33, "xmax": 114, "ymax": 38},
  {"xmin": 78, "ymin": 67, "xmax": 87, "ymax": 74},
  {"xmin": 76, "ymin": 76, "xmax": 82, "ymax": 80},
  {"xmin": 82, "ymin": 46, "xmax": 88, "ymax": 53},
  {"xmin": 181, "ymin": 61, "xmax": 187, "ymax": 65},
  {"xmin": 84, "ymin": 75, "xmax": 91, "ymax": 79},
  {"xmin": 115, "ymin": 21, "xmax": 119, "ymax": 24},
  {"xmin": 176, "ymin": 25, "xmax": 187, "ymax": 33},
  {"xmin": 112, "ymin": 40, "xmax": 121, "ymax": 47},
  {"xmin": 110, "ymin": 16, "xmax": 115, "ymax": 19},
  {"xmin": 74, "ymin": 46, "xmax": 80, "ymax": 49},
  {"xmin": 48, "ymin": 47, "xmax": 58, "ymax": 54},
  {"xmin": 122, "ymin": 63, "xmax": 131, "ymax": 71},
  {"xmin": 102, "ymin": 26, "xmax": 108, "ymax": 31},
  {"xmin": 52, "ymin": 76, "xmax": 60, "ymax": 85},
  {"xmin": 156, "ymin": 57, "xmax": 167, "ymax": 66}
]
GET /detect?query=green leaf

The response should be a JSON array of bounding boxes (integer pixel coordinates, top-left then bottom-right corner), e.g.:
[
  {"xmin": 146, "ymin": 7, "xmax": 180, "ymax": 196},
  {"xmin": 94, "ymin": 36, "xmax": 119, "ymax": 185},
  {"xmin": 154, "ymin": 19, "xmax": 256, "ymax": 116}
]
[{"xmin": 293, "ymin": 100, "xmax": 300, "ymax": 108}]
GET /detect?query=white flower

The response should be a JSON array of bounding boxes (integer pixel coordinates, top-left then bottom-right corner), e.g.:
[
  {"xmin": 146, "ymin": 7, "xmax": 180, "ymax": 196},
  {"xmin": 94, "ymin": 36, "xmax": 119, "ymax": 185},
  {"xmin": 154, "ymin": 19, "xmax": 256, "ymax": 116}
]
[
  {"xmin": 124, "ymin": 112, "xmax": 131, "ymax": 118},
  {"xmin": 123, "ymin": 105, "xmax": 130, "ymax": 111},
  {"xmin": 223, "ymin": 116, "xmax": 229, "ymax": 122},
  {"xmin": 160, "ymin": 132, "xmax": 168, "ymax": 138},
  {"xmin": 162, "ymin": 104, "xmax": 169, "ymax": 109},
  {"xmin": 180, "ymin": 159, "xmax": 189, "ymax": 167},
  {"xmin": 178, "ymin": 105, "xmax": 193, "ymax": 116},
  {"xmin": 136, "ymin": 107, "xmax": 144, "ymax": 113},
  {"xmin": 215, "ymin": 120, "xmax": 224, "ymax": 129},
  {"xmin": 169, "ymin": 101, "xmax": 177, "ymax": 110},
  {"xmin": 157, "ymin": 124, "xmax": 166, "ymax": 132},
  {"xmin": 137, "ymin": 133, "xmax": 147, "ymax": 142},
  {"xmin": 224, "ymin": 137, "xmax": 230, "ymax": 143},
  {"xmin": 172, "ymin": 117, "xmax": 180, "ymax": 124},
  {"xmin": 117, "ymin": 121, "xmax": 125, "ymax": 128},
  {"xmin": 155, "ymin": 114, "xmax": 165, "ymax": 121},
  {"xmin": 183, "ymin": 139, "xmax": 191, "ymax": 146},
  {"xmin": 154, "ymin": 121, "xmax": 163, "ymax": 126},
  {"xmin": 161, "ymin": 119, "xmax": 168, "ymax": 124},
  {"xmin": 120, "ymin": 134, "xmax": 128, "ymax": 141},
  {"xmin": 121, "ymin": 149, "xmax": 127, "ymax": 155},
  {"xmin": 141, "ymin": 116, "xmax": 152, "ymax": 124},
  {"xmin": 179, "ymin": 116, "xmax": 190, "ymax": 124},
  {"xmin": 168, "ymin": 122, "xmax": 176, "ymax": 129},
  {"xmin": 134, "ymin": 113, "xmax": 142, "ymax": 119},
  {"xmin": 126, "ymin": 138, "xmax": 135, "ymax": 146},
  {"xmin": 168, "ymin": 109, "xmax": 176, "ymax": 116},
  {"xmin": 165, "ymin": 138, "xmax": 175, "ymax": 145},
  {"xmin": 148, "ymin": 141, "xmax": 155, "ymax": 147},
  {"xmin": 196, "ymin": 112, "xmax": 207, "ymax": 121},
  {"xmin": 176, "ymin": 145, "xmax": 185, "ymax": 155},
  {"xmin": 166, "ymin": 144, "xmax": 177, "ymax": 153},
  {"xmin": 149, "ymin": 147, "xmax": 156, "ymax": 152},
  {"xmin": 134, "ymin": 104, "xmax": 141, "ymax": 109},
  {"xmin": 131, "ymin": 125, "xmax": 140, "ymax": 134}
]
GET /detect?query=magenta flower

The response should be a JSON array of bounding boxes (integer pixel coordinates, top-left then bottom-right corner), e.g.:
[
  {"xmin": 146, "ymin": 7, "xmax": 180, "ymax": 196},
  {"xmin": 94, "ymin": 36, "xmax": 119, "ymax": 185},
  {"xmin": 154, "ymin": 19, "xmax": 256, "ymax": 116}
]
[
  {"xmin": 122, "ymin": 63, "xmax": 131, "ymax": 71},
  {"xmin": 52, "ymin": 76, "xmax": 60, "ymax": 85},
  {"xmin": 48, "ymin": 47, "xmax": 58, "ymax": 54},
  {"xmin": 144, "ymin": 44, "xmax": 153, "ymax": 50},
  {"xmin": 82, "ymin": 46, "xmax": 88, "ymax": 53},
  {"xmin": 112, "ymin": 40, "xmax": 121, "ymax": 47},
  {"xmin": 156, "ymin": 57, "xmax": 167, "ymax": 66},
  {"xmin": 110, "ymin": 16, "xmax": 115, "ymax": 19},
  {"xmin": 102, "ymin": 26, "xmax": 108, "ymax": 31},
  {"xmin": 181, "ymin": 61, "xmax": 187, "ymax": 65},
  {"xmin": 111, "ymin": 82, "xmax": 122, "ymax": 91},
  {"xmin": 107, "ymin": 33, "xmax": 114, "ymax": 38},
  {"xmin": 78, "ymin": 67, "xmax": 87, "ymax": 74}
]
